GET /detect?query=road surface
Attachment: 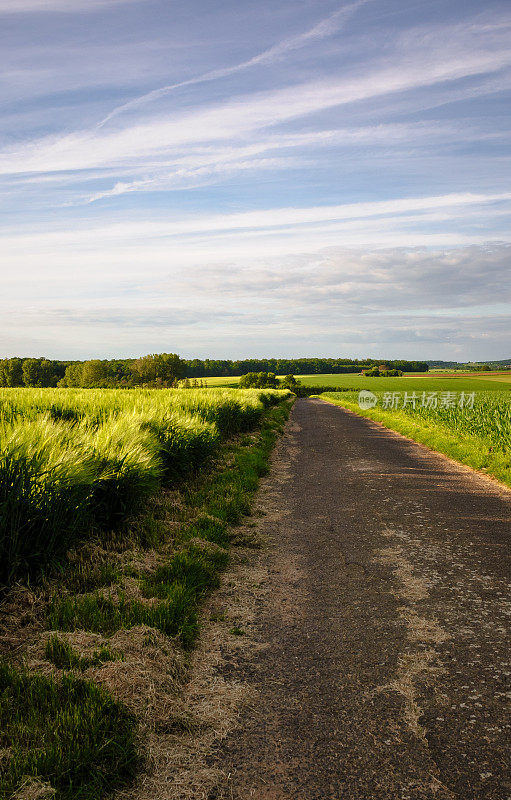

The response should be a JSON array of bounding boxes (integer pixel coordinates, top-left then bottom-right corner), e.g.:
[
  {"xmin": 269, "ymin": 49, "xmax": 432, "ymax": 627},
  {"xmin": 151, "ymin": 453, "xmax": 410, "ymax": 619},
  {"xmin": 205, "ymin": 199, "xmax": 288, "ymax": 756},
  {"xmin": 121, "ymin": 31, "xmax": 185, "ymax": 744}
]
[{"xmin": 210, "ymin": 397, "xmax": 510, "ymax": 800}]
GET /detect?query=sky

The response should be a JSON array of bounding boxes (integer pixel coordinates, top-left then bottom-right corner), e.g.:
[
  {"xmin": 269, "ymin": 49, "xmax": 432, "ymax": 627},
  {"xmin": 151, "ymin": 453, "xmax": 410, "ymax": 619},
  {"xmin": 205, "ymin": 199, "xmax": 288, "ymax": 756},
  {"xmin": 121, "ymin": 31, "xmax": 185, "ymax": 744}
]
[{"xmin": 1, "ymin": 0, "xmax": 510, "ymax": 361}]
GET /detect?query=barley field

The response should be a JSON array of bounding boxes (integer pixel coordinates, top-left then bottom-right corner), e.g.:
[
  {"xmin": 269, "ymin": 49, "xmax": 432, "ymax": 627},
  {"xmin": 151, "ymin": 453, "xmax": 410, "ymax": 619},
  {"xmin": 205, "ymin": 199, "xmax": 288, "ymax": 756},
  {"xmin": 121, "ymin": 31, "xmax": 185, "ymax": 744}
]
[{"xmin": 0, "ymin": 387, "xmax": 288, "ymax": 587}]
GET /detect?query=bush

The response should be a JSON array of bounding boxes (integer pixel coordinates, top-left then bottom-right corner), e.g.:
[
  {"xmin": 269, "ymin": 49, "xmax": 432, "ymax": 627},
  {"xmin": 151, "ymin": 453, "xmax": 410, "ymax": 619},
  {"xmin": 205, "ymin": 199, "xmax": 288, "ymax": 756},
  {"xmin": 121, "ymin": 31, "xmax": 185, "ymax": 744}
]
[
  {"xmin": 239, "ymin": 372, "xmax": 278, "ymax": 389},
  {"xmin": 279, "ymin": 374, "xmax": 300, "ymax": 389}
]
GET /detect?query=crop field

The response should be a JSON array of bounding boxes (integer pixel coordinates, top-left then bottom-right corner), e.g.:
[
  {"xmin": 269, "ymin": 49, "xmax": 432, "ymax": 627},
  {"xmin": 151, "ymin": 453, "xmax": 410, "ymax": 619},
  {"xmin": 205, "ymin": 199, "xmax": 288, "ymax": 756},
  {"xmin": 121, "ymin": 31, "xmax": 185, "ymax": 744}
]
[
  {"xmin": 322, "ymin": 389, "xmax": 511, "ymax": 488},
  {"xmin": 205, "ymin": 372, "xmax": 511, "ymax": 391},
  {"xmin": 470, "ymin": 373, "xmax": 511, "ymax": 383},
  {"xmin": 0, "ymin": 387, "xmax": 288, "ymax": 587}
]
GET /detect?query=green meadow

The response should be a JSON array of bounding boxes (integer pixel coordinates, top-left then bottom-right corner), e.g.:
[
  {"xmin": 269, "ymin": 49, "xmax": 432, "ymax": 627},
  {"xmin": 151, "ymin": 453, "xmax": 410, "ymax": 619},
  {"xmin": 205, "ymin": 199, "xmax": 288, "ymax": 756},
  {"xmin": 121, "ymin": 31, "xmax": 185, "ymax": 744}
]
[{"xmin": 205, "ymin": 372, "xmax": 511, "ymax": 392}]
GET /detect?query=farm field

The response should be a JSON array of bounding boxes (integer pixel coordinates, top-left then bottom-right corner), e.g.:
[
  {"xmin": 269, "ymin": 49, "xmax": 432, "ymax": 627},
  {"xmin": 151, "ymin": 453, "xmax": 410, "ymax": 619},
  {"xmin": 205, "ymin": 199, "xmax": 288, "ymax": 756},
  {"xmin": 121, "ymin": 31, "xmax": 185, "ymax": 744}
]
[
  {"xmin": 470, "ymin": 373, "xmax": 511, "ymax": 383},
  {"xmin": 205, "ymin": 372, "xmax": 511, "ymax": 392},
  {"xmin": 321, "ymin": 389, "xmax": 511, "ymax": 488},
  {"xmin": 0, "ymin": 386, "xmax": 292, "ymax": 799},
  {"xmin": 0, "ymin": 387, "xmax": 289, "ymax": 587}
]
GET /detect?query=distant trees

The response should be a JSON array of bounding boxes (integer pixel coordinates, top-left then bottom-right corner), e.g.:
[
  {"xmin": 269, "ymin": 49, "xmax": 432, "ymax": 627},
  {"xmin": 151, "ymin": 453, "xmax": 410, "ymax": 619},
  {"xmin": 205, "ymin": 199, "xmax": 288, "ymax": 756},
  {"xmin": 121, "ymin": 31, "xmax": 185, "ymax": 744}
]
[
  {"xmin": 182, "ymin": 358, "xmax": 428, "ymax": 377},
  {"xmin": 364, "ymin": 367, "xmax": 403, "ymax": 377},
  {"xmin": 132, "ymin": 353, "xmax": 186, "ymax": 386},
  {"xmin": 239, "ymin": 372, "xmax": 278, "ymax": 389},
  {"xmin": 81, "ymin": 360, "xmax": 112, "ymax": 387},
  {"xmin": 0, "ymin": 358, "xmax": 24, "ymax": 387},
  {"xmin": 0, "ymin": 357, "xmax": 62, "ymax": 387},
  {"xmin": 0, "ymin": 353, "xmax": 427, "ymax": 389},
  {"xmin": 60, "ymin": 361, "xmax": 111, "ymax": 388},
  {"xmin": 58, "ymin": 354, "xmax": 185, "ymax": 388},
  {"xmin": 22, "ymin": 358, "xmax": 58, "ymax": 387},
  {"xmin": 59, "ymin": 364, "xmax": 83, "ymax": 387}
]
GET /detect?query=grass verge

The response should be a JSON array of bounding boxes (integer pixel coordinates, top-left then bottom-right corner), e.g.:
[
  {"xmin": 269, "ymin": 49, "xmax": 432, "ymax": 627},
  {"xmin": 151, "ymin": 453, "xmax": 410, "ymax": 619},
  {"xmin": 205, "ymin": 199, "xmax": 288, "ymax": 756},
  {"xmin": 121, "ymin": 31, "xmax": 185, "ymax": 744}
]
[{"xmin": 320, "ymin": 393, "xmax": 511, "ymax": 489}]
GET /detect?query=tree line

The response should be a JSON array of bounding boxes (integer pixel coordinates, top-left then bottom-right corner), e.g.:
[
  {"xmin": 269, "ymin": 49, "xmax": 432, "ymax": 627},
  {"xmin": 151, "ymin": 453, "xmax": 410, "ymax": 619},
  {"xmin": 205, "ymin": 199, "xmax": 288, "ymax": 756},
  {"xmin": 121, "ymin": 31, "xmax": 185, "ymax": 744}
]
[{"xmin": 0, "ymin": 354, "xmax": 429, "ymax": 388}]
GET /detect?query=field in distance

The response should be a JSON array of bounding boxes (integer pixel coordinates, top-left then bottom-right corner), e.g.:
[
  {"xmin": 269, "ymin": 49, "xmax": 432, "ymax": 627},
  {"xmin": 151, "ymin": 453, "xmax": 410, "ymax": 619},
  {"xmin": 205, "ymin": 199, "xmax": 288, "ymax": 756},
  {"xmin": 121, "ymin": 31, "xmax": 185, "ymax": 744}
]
[{"xmin": 205, "ymin": 372, "xmax": 511, "ymax": 392}]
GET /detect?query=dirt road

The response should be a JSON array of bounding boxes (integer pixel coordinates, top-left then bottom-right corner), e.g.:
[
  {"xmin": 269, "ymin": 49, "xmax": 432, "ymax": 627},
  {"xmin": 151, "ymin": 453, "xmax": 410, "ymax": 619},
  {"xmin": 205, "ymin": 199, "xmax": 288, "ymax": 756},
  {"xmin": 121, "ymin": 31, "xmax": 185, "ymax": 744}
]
[{"xmin": 210, "ymin": 398, "xmax": 510, "ymax": 800}]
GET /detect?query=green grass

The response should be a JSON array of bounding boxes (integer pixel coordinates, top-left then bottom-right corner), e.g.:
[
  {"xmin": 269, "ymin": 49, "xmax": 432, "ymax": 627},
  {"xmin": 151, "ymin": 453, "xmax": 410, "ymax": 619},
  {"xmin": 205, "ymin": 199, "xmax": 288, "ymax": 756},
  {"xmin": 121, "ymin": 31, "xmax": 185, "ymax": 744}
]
[
  {"xmin": 321, "ymin": 391, "xmax": 511, "ymax": 488},
  {"xmin": 45, "ymin": 635, "xmax": 124, "ymax": 671},
  {"xmin": 204, "ymin": 372, "xmax": 511, "ymax": 391},
  {"xmin": 47, "ymin": 587, "xmax": 200, "ymax": 649},
  {"xmin": 0, "ymin": 661, "xmax": 137, "ymax": 800},
  {"xmin": 60, "ymin": 561, "xmax": 121, "ymax": 594},
  {"xmin": 141, "ymin": 543, "xmax": 229, "ymax": 601}
]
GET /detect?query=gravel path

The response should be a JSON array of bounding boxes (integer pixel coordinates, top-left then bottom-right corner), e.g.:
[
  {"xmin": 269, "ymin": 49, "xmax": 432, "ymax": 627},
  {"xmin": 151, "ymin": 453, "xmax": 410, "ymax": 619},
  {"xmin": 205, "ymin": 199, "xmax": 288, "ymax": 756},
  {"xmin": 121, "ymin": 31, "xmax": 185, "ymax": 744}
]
[{"xmin": 210, "ymin": 398, "xmax": 511, "ymax": 800}]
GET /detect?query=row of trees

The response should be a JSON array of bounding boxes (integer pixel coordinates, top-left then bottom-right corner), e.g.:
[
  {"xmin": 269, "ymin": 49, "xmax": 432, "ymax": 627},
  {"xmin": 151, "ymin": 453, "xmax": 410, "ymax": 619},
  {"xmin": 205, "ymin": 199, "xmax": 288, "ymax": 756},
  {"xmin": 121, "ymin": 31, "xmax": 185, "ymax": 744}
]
[
  {"xmin": 184, "ymin": 357, "xmax": 429, "ymax": 376},
  {"xmin": 363, "ymin": 367, "xmax": 403, "ymax": 377},
  {"xmin": 0, "ymin": 358, "xmax": 65, "ymax": 388},
  {"xmin": 0, "ymin": 353, "xmax": 429, "ymax": 389},
  {"xmin": 0, "ymin": 354, "xmax": 186, "ymax": 388},
  {"xmin": 238, "ymin": 372, "xmax": 300, "ymax": 389}
]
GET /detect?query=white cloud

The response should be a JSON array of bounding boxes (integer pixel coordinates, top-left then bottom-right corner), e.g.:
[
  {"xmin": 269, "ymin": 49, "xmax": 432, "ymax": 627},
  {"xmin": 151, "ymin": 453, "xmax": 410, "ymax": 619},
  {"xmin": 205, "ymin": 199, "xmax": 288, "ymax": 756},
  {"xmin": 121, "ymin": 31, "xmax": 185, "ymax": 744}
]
[
  {"xmin": 84, "ymin": 121, "xmax": 505, "ymax": 202},
  {"xmin": 1, "ymin": 245, "xmax": 509, "ymax": 360},
  {"xmin": 1, "ymin": 4, "xmax": 510, "ymax": 360},
  {"xmin": 2, "ymin": 14, "xmax": 510, "ymax": 178},
  {"xmin": 40, "ymin": 191, "xmax": 511, "ymax": 239}
]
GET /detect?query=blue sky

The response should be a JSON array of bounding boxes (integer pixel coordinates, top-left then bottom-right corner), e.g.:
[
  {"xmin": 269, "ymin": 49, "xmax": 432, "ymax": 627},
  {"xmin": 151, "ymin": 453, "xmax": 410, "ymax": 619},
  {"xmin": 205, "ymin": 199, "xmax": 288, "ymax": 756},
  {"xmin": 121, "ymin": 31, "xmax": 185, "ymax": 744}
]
[{"xmin": 1, "ymin": 0, "xmax": 510, "ymax": 360}]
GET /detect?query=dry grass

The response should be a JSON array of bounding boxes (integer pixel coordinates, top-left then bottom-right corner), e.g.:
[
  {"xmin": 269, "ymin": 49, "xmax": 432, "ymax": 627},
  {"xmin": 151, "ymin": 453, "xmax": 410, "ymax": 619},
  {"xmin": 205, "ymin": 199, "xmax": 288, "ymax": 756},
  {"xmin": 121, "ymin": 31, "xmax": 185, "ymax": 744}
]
[
  {"xmin": 13, "ymin": 778, "xmax": 56, "ymax": 799},
  {"xmin": 114, "ymin": 413, "xmax": 294, "ymax": 800},
  {"xmin": 373, "ymin": 528, "xmax": 450, "ymax": 746}
]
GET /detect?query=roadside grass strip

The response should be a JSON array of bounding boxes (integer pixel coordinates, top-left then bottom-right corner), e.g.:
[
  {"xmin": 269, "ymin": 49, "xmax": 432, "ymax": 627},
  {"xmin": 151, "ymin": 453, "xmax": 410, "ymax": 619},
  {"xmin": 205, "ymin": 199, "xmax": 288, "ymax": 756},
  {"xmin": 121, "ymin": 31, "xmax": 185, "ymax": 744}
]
[
  {"xmin": 45, "ymin": 635, "xmax": 124, "ymax": 671},
  {"xmin": 321, "ymin": 391, "xmax": 511, "ymax": 489}
]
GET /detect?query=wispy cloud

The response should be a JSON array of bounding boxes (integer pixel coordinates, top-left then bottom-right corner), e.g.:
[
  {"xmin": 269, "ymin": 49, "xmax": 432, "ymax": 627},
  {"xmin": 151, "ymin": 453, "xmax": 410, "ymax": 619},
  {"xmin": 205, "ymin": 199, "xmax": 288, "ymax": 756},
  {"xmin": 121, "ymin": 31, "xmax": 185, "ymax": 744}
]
[
  {"xmin": 98, "ymin": 0, "xmax": 372, "ymax": 126},
  {"xmin": 2, "ymin": 193, "xmax": 510, "ymax": 276},
  {"xmin": 2, "ymin": 61, "xmax": 510, "ymax": 179}
]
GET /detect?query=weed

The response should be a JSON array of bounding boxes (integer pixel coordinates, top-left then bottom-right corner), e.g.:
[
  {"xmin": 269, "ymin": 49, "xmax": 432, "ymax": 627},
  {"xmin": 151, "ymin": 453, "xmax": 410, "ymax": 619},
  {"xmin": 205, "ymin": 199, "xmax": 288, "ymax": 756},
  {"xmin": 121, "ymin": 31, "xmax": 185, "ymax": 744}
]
[
  {"xmin": 62, "ymin": 561, "xmax": 120, "ymax": 594},
  {"xmin": 45, "ymin": 635, "xmax": 123, "ymax": 671},
  {"xmin": 47, "ymin": 588, "xmax": 199, "ymax": 648},
  {"xmin": 0, "ymin": 661, "xmax": 137, "ymax": 800}
]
